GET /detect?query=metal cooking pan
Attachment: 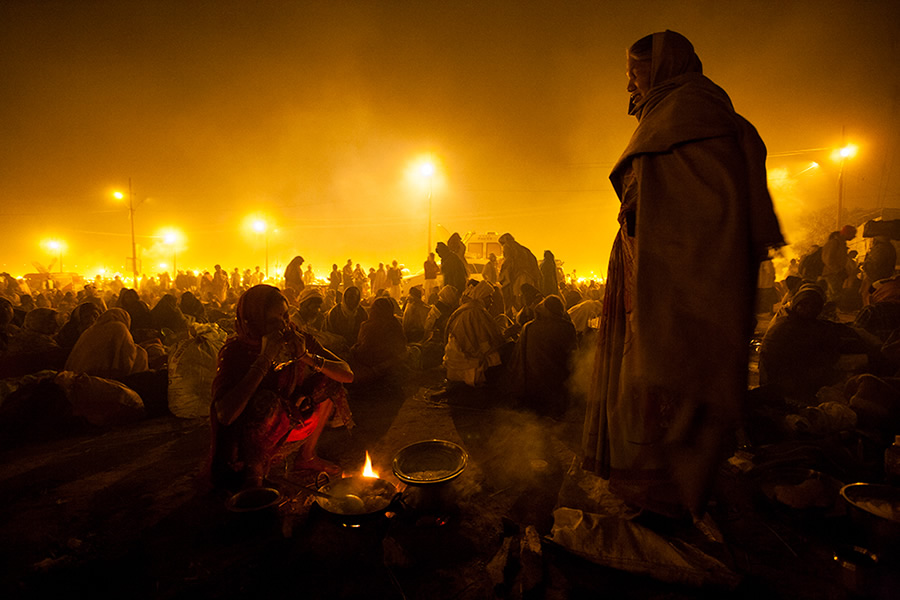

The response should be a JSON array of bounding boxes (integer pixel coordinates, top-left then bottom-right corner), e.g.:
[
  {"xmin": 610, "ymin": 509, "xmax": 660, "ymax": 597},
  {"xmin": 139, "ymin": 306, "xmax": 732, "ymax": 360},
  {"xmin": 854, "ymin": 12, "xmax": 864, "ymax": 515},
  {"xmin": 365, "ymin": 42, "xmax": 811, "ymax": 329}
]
[{"xmin": 313, "ymin": 475, "xmax": 400, "ymax": 522}]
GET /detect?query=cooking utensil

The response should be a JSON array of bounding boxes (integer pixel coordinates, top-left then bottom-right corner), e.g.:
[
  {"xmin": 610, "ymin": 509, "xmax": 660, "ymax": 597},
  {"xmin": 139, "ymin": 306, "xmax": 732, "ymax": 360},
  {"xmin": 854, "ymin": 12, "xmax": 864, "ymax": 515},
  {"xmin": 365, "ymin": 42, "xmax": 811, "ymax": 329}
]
[
  {"xmin": 225, "ymin": 486, "xmax": 283, "ymax": 513},
  {"xmin": 840, "ymin": 483, "xmax": 900, "ymax": 554},
  {"xmin": 392, "ymin": 439, "xmax": 467, "ymax": 485},
  {"xmin": 314, "ymin": 475, "xmax": 399, "ymax": 519}
]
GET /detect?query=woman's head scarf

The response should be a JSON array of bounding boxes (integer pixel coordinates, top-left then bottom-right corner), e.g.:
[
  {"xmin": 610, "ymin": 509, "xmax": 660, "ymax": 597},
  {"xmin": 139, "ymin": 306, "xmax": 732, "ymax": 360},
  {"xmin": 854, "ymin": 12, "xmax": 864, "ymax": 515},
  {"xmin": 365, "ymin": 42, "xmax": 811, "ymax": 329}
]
[
  {"xmin": 627, "ymin": 30, "xmax": 702, "ymax": 117},
  {"xmin": 234, "ymin": 284, "xmax": 286, "ymax": 345}
]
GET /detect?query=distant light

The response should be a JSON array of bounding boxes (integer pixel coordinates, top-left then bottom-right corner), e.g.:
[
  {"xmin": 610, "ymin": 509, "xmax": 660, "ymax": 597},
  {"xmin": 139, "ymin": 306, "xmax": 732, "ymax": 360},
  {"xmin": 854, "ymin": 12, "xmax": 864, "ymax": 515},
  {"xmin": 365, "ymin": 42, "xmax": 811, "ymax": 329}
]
[
  {"xmin": 113, "ymin": 191, "xmax": 124, "ymax": 200},
  {"xmin": 420, "ymin": 161, "xmax": 435, "ymax": 178},
  {"xmin": 253, "ymin": 220, "xmax": 267, "ymax": 233},
  {"xmin": 839, "ymin": 144, "xmax": 858, "ymax": 159},
  {"xmin": 810, "ymin": 161, "xmax": 819, "ymax": 169},
  {"xmin": 832, "ymin": 144, "xmax": 858, "ymax": 162}
]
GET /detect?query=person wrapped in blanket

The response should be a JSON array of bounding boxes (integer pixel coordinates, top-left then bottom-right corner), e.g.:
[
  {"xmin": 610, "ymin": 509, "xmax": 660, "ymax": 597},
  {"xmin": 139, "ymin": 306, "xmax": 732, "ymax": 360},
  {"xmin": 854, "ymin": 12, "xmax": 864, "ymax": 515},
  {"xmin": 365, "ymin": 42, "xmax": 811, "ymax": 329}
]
[{"xmin": 208, "ymin": 284, "xmax": 354, "ymax": 491}]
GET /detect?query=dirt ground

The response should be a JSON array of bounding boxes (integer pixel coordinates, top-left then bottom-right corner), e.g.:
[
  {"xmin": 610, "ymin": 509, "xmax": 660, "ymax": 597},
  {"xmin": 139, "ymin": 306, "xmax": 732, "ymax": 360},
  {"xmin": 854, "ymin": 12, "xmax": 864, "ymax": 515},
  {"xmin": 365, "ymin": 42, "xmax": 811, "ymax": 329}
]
[{"xmin": 0, "ymin": 364, "xmax": 895, "ymax": 599}]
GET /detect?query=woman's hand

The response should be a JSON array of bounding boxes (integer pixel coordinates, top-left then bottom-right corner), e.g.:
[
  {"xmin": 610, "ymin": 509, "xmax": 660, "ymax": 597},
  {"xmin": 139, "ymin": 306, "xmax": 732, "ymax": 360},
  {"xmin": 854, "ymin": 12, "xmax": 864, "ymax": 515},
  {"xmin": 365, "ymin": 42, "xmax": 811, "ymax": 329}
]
[
  {"xmin": 259, "ymin": 329, "xmax": 288, "ymax": 363},
  {"xmin": 286, "ymin": 328, "xmax": 307, "ymax": 359}
]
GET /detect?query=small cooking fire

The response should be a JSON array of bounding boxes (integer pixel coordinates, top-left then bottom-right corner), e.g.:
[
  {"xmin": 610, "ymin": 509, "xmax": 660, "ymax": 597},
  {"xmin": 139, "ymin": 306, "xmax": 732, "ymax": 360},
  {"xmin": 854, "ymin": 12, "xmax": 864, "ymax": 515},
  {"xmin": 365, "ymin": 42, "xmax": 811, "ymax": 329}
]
[{"xmin": 362, "ymin": 451, "xmax": 378, "ymax": 478}]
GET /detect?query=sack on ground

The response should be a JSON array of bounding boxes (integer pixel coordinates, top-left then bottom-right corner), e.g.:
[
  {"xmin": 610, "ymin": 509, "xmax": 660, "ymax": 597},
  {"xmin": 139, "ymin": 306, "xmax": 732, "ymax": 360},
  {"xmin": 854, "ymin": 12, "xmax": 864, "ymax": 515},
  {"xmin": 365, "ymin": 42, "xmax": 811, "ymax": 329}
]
[{"xmin": 167, "ymin": 324, "xmax": 227, "ymax": 418}]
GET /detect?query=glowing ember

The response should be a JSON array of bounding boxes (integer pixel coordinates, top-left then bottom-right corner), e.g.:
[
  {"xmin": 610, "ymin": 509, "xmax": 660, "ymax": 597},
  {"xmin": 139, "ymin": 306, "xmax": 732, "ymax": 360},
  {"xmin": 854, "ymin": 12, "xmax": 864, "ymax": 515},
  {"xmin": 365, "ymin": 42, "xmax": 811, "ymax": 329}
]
[{"xmin": 362, "ymin": 451, "xmax": 378, "ymax": 478}]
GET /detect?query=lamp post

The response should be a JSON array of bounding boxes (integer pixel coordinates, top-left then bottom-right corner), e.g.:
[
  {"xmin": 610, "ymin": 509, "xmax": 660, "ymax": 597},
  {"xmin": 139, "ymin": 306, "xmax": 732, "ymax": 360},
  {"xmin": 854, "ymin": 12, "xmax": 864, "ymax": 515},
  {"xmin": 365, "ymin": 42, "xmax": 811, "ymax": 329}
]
[
  {"xmin": 49, "ymin": 240, "xmax": 62, "ymax": 272},
  {"xmin": 163, "ymin": 231, "xmax": 180, "ymax": 276},
  {"xmin": 114, "ymin": 178, "xmax": 139, "ymax": 288},
  {"xmin": 253, "ymin": 220, "xmax": 269, "ymax": 280},
  {"xmin": 420, "ymin": 161, "xmax": 435, "ymax": 256},
  {"xmin": 834, "ymin": 127, "xmax": 858, "ymax": 231}
]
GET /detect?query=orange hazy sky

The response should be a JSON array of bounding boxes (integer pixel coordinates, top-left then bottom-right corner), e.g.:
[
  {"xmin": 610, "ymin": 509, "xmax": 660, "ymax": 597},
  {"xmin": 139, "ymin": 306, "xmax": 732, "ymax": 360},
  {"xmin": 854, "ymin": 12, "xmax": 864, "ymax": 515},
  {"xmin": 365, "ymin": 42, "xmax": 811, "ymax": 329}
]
[{"xmin": 2, "ymin": 0, "xmax": 898, "ymax": 280}]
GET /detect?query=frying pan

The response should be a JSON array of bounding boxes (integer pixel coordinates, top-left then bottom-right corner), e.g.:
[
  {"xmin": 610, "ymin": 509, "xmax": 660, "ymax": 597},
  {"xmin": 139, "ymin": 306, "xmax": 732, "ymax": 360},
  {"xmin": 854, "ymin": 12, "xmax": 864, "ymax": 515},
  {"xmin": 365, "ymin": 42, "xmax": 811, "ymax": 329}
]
[{"xmin": 313, "ymin": 475, "xmax": 400, "ymax": 522}]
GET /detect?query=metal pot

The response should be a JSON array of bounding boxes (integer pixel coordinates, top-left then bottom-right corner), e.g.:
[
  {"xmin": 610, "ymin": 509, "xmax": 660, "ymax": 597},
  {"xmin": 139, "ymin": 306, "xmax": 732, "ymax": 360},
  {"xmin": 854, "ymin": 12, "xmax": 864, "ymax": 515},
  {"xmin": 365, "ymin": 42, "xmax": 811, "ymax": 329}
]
[
  {"xmin": 313, "ymin": 475, "xmax": 400, "ymax": 523},
  {"xmin": 391, "ymin": 439, "xmax": 467, "ymax": 485},
  {"xmin": 225, "ymin": 486, "xmax": 283, "ymax": 513},
  {"xmin": 840, "ymin": 483, "xmax": 900, "ymax": 555}
]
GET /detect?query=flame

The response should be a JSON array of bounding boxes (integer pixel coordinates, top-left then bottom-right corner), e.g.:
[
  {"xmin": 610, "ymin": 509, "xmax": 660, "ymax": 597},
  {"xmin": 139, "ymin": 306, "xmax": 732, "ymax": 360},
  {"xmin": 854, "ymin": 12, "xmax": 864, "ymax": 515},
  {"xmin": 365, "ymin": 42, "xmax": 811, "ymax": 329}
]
[{"xmin": 362, "ymin": 451, "xmax": 378, "ymax": 478}]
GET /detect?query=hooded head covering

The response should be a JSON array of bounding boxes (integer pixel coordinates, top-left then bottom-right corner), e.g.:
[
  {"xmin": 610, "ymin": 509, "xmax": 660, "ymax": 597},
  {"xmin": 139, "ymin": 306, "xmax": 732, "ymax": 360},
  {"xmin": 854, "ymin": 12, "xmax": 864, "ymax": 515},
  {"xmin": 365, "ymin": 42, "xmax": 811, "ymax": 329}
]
[
  {"xmin": 438, "ymin": 284, "xmax": 460, "ymax": 306},
  {"xmin": 23, "ymin": 308, "xmax": 59, "ymax": 335},
  {"xmin": 96, "ymin": 307, "xmax": 131, "ymax": 328},
  {"xmin": 64, "ymin": 307, "xmax": 148, "ymax": 377},
  {"xmin": 368, "ymin": 297, "xmax": 395, "ymax": 321},
  {"xmin": 789, "ymin": 283, "xmax": 826, "ymax": 317},
  {"xmin": 535, "ymin": 295, "xmax": 568, "ymax": 320},
  {"xmin": 342, "ymin": 285, "xmax": 361, "ymax": 310},
  {"xmin": 466, "ymin": 281, "xmax": 495, "ymax": 302},
  {"xmin": 627, "ymin": 30, "xmax": 703, "ymax": 117},
  {"xmin": 234, "ymin": 284, "xmax": 286, "ymax": 345},
  {"xmin": 298, "ymin": 287, "xmax": 324, "ymax": 307},
  {"xmin": 519, "ymin": 282, "xmax": 542, "ymax": 305}
]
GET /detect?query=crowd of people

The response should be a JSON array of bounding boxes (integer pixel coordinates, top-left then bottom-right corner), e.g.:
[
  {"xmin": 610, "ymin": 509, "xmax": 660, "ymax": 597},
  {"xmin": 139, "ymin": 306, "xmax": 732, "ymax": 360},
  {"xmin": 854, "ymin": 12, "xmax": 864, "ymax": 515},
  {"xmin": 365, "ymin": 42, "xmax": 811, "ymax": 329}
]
[
  {"xmin": 6, "ymin": 30, "xmax": 897, "ymax": 537},
  {"xmin": 0, "ymin": 232, "xmax": 606, "ymax": 491}
]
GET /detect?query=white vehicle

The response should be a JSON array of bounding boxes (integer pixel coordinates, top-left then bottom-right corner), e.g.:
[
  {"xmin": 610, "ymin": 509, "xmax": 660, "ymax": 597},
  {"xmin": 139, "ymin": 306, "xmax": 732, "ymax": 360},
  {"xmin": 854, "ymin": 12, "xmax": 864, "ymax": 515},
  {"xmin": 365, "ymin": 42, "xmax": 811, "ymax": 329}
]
[{"xmin": 462, "ymin": 231, "xmax": 503, "ymax": 279}]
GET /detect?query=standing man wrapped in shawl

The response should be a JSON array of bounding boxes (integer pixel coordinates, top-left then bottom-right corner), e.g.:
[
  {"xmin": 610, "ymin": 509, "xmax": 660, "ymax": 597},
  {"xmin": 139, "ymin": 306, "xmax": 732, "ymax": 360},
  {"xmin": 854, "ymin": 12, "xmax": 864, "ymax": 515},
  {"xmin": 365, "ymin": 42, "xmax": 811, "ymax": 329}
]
[
  {"xmin": 208, "ymin": 285, "xmax": 354, "ymax": 491},
  {"xmin": 583, "ymin": 31, "xmax": 784, "ymax": 519},
  {"xmin": 498, "ymin": 233, "xmax": 541, "ymax": 314}
]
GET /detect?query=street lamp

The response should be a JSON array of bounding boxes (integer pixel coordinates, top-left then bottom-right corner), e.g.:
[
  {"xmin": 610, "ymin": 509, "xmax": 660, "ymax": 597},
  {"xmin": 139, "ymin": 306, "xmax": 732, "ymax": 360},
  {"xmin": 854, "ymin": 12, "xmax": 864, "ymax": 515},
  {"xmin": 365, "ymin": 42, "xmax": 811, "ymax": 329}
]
[
  {"xmin": 833, "ymin": 127, "xmax": 858, "ymax": 231},
  {"xmin": 253, "ymin": 219, "xmax": 269, "ymax": 280},
  {"xmin": 162, "ymin": 229, "xmax": 182, "ymax": 276},
  {"xmin": 46, "ymin": 240, "xmax": 64, "ymax": 273},
  {"xmin": 420, "ymin": 160, "xmax": 435, "ymax": 256},
  {"xmin": 113, "ymin": 179, "xmax": 140, "ymax": 289}
]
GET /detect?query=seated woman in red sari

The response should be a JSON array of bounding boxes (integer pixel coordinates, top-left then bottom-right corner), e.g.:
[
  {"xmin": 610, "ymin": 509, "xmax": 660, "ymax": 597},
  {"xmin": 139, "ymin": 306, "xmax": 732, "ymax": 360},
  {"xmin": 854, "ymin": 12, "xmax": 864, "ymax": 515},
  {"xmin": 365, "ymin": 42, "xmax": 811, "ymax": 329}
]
[{"xmin": 208, "ymin": 285, "xmax": 354, "ymax": 491}]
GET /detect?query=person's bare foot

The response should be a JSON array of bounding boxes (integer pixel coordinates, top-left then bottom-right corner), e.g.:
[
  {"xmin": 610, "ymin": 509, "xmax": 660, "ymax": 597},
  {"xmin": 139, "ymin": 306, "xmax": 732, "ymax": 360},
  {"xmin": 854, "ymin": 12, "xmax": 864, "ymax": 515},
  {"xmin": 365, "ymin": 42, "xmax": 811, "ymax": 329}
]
[{"xmin": 293, "ymin": 455, "xmax": 342, "ymax": 477}]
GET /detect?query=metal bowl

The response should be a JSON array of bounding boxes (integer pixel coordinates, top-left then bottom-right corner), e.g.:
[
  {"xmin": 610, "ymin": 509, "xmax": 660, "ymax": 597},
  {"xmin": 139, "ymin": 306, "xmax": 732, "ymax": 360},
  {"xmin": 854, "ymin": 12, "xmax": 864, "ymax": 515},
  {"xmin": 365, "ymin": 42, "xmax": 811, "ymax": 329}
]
[
  {"xmin": 225, "ymin": 486, "xmax": 283, "ymax": 513},
  {"xmin": 840, "ymin": 483, "xmax": 900, "ymax": 553},
  {"xmin": 392, "ymin": 439, "xmax": 468, "ymax": 485},
  {"xmin": 316, "ymin": 475, "xmax": 397, "ymax": 516}
]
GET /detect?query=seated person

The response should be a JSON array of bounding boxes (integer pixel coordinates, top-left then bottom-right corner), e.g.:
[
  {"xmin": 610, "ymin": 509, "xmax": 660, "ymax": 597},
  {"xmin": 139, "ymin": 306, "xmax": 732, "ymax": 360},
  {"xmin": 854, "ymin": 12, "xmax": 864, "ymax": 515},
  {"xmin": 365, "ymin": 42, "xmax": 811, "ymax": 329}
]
[
  {"xmin": 423, "ymin": 285, "xmax": 459, "ymax": 345},
  {"xmin": 324, "ymin": 285, "xmax": 367, "ymax": 351},
  {"xmin": 150, "ymin": 293, "xmax": 189, "ymax": 337},
  {"xmin": 117, "ymin": 288, "xmax": 153, "ymax": 332},
  {"xmin": 854, "ymin": 275, "xmax": 900, "ymax": 342},
  {"xmin": 209, "ymin": 285, "xmax": 354, "ymax": 491},
  {"xmin": 401, "ymin": 286, "xmax": 430, "ymax": 343},
  {"xmin": 509, "ymin": 295, "xmax": 577, "ymax": 418},
  {"xmin": 64, "ymin": 308, "xmax": 149, "ymax": 379},
  {"xmin": 443, "ymin": 281, "xmax": 507, "ymax": 387},
  {"xmin": 6, "ymin": 308, "xmax": 61, "ymax": 356},
  {"xmin": 179, "ymin": 291, "xmax": 208, "ymax": 323},
  {"xmin": 351, "ymin": 297, "xmax": 408, "ymax": 383},
  {"xmin": 760, "ymin": 283, "xmax": 871, "ymax": 403},
  {"xmin": 56, "ymin": 302, "xmax": 102, "ymax": 352}
]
